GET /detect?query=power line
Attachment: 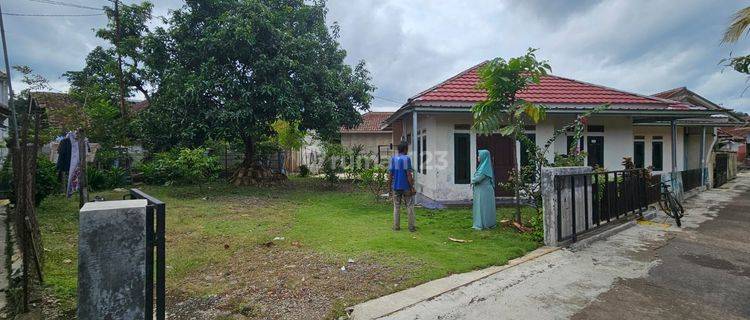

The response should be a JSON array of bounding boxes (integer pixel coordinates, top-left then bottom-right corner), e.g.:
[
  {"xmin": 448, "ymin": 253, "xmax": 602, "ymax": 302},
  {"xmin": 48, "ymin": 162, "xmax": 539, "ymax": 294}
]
[
  {"xmin": 2, "ymin": 12, "xmax": 105, "ymax": 17},
  {"xmin": 373, "ymin": 95, "xmax": 403, "ymax": 104},
  {"xmin": 26, "ymin": 0, "xmax": 104, "ymax": 11}
]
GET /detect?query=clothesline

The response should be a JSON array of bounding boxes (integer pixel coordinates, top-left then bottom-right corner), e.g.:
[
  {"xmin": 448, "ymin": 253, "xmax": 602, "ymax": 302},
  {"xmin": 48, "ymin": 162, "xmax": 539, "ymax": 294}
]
[{"xmin": 55, "ymin": 130, "xmax": 90, "ymax": 199}]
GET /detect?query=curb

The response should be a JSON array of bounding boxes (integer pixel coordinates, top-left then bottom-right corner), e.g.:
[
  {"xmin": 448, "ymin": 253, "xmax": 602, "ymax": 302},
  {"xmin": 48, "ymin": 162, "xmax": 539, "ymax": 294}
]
[{"xmin": 348, "ymin": 246, "xmax": 561, "ymax": 320}]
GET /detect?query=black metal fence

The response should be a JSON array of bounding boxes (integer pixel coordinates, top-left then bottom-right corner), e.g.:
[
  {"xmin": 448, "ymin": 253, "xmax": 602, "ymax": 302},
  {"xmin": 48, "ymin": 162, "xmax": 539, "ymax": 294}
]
[
  {"xmin": 682, "ymin": 168, "xmax": 703, "ymax": 192},
  {"xmin": 554, "ymin": 169, "xmax": 653, "ymax": 243},
  {"xmin": 126, "ymin": 189, "xmax": 166, "ymax": 320},
  {"xmin": 714, "ymin": 153, "xmax": 729, "ymax": 188}
]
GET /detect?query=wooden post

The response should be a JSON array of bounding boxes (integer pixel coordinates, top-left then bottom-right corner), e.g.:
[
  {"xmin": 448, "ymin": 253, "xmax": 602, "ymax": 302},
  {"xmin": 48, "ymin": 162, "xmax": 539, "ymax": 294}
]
[{"xmin": 78, "ymin": 129, "xmax": 89, "ymax": 208}]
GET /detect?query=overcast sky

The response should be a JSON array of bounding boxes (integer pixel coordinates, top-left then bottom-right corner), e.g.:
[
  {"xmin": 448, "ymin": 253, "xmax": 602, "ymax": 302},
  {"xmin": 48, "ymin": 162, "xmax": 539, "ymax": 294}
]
[{"xmin": 4, "ymin": 0, "xmax": 750, "ymax": 113}]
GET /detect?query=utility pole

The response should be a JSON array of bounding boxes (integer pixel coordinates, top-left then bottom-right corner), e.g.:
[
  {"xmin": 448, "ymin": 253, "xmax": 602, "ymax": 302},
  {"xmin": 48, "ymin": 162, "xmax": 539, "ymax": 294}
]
[
  {"xmin": 114, "ymin": 0, "xmax": 127, "ymax": 120},
  {"xmin": 0, "ymin": 2, "xmax": 20, "ymax": 151}
]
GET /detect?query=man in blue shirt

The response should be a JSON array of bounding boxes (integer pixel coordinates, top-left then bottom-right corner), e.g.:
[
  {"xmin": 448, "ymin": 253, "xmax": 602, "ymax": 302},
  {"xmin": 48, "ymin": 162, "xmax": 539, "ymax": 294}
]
[{"xmin": 389, "ymin": 142, "xmax": 416, "ymax": 231}]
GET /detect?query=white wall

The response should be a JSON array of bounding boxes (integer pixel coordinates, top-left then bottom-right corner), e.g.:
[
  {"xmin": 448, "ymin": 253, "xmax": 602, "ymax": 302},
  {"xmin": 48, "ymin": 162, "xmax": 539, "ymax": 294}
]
[
  {"xmin": 535, "ymin": 115, "xmax": 633, "ymax": 171},
  {"xmin": 401, "ymin": 113, "xmax": 476, "ymax": 201},
  {"xmin": 340, "ymin": 132, "xmax": 392, "ymax": 156}
]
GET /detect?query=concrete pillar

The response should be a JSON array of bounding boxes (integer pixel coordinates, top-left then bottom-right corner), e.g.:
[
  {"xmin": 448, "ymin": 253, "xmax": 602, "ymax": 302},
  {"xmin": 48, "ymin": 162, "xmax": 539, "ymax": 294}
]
[
  {"xmin": 412, "ymin": 111, "xmax": 418, "ymax": 185},
  {"xmin": 700, "ymin": 126, "xmax": 706, "ymax": 186},
  {"xmin": 541, "ymin": 166, "xmax": 593, "ymax": 246},
  {"xmin": 78, "ymin": 200, "xmax": 148, "ymax": 320},
  {"xmin": 669, "ymin": 120, "xmax": 677, "ymax": 172}
]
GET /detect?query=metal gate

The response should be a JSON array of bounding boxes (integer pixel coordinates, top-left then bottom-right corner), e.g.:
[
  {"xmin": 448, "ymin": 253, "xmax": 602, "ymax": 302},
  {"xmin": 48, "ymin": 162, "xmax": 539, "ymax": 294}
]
[
  {"xmin": 553, "ymin": 169, "xmax": 652, "ymax": 243},
  {"xmin": 126, "ymin": 189, "xmax": 166, "ymax": 320},
  {"xmin": 714, "ymin": 153, "xmax": 728, "ymax": 188}
]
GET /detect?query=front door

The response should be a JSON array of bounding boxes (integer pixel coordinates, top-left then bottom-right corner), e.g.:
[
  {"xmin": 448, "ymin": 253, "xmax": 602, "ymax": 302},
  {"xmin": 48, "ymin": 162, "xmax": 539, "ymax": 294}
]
[
  {"xmin": 476, "ymin": 134, "xmax": 516, "ymax": 196},
  {"xmin": 587, "ymin": 136, "xmax": 604, "ymax": 168}
]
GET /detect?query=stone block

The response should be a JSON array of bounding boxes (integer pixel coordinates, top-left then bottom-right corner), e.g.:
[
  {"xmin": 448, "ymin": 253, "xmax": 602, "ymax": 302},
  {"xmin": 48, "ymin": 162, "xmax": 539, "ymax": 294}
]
[{"xmin": 77, "ymin": 200, "xmax": 148, "ymax": 320}]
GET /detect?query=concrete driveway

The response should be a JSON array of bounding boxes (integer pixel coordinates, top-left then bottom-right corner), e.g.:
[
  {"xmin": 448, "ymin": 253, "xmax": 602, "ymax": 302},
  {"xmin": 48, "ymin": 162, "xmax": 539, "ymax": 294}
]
[{"xmin": 377, "ymin": 172, "xmax": 750, "ymax": 320}]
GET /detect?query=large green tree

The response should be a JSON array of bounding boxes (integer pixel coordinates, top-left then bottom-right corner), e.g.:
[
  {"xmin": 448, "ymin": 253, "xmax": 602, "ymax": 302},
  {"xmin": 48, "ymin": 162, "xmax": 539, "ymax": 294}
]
[{"xmin": 139, "ymin": 0, "xmax": 374, "ymax": 183}]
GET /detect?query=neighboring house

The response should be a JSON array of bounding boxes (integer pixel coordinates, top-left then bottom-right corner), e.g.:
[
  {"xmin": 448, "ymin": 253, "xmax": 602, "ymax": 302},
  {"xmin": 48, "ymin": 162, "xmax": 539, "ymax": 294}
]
[
  {"xmin": 340, "ymin": 111, "xmax": 393, "ymax": 163},
  {"xmin": 381, "ymin": 62, "xmax": 737, "ymax": 203},
  {"xmin": 651, "ymin": 87, "xmax": 745, "ymax": 185},
  {"xmin": 33, "ymin": 91, "xmax": 83, "ymax": 133},
  {"xmin": 131, "ymin": 100, "xmax": 149, "ymax": 113},
  {"xmin": 0, "ymin": 71, "xmax": 10, "ymax": 162},
  {"xmin": 723, "ymin": 125, "xmax": 750, "ymax": 167}
]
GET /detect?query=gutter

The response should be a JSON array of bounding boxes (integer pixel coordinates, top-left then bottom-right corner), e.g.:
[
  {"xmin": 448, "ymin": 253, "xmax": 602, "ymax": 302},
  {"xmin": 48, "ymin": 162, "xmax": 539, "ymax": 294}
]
[{"xmin": 380, "ymin": 105, "xmax": 722, "ymax": 130}]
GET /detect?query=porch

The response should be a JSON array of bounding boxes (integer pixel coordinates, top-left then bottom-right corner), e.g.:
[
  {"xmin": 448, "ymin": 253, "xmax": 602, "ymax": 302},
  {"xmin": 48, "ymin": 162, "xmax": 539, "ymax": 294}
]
[{"xmin": 394, "ymin": 110, "xmax": 722, "ymax": 203}]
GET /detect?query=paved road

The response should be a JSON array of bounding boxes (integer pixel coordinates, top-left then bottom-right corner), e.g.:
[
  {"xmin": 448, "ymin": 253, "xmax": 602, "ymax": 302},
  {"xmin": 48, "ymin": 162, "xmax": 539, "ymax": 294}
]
[{"xmin": 385, "ymin": 172, "xmax": 750, "ymax": 320}]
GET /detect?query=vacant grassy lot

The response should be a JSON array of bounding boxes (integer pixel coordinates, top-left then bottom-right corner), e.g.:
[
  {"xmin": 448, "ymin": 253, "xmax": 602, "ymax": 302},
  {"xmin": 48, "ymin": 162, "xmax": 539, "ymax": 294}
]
[{"xmin": 39, "ymin": 178, "xmax": 539, "ymax": 319}]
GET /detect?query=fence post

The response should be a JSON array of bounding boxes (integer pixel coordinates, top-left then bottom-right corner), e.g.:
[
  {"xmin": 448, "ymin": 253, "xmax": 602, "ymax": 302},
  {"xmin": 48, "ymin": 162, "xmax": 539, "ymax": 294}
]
[
  {"xmin": 541, "ymin": 166, "xmax": 593, "ymax": 246},
  {"xmin": 541, "ymin": 168, "xmax": 558, "ymax": 246}
]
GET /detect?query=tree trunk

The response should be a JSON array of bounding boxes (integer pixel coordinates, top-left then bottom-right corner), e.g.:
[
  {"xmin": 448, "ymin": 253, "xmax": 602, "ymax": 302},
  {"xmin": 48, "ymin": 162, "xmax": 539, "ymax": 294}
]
[
  {"xmin": 512, "ymin": 135, "xmax": 522, "ymax": 225},
  {"xmin": 242, "ymin": 136, "xmax": 255, "ymax": 167},
  {"xmin": 230, "ymin": 135, "xmax": 286, "ymax": 186}
]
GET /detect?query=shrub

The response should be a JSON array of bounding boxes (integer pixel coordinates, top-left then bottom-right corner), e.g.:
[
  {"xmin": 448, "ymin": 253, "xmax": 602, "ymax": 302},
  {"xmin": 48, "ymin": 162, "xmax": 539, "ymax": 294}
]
[
  {"xmin": 138, "ymin": 147, "xmax": 220, "ymax": 186},
  {"xmin": 34, "ymin": 157, "xmax": 58, "ymax": 206},
  {"xmin": 359, "ymin": 165, "xmax": 388, "ymax": 202},
  {"xmin": 298, "ymin": 164, "xmax": 310, "ymax": 178},
  {"xmin": 321, "ymin": 143, "xmax": 347, "ymax": 185},
  {"xmin": 174, "ymin": 147, "xmax": 221, "ymax": 186},
  {"xmin": 0, "ymin": 155, "xmax": 59, "ymax": 206},
  {"xmin": 87, "ymin": 167, "xmax": 128, "ymax": 191}
]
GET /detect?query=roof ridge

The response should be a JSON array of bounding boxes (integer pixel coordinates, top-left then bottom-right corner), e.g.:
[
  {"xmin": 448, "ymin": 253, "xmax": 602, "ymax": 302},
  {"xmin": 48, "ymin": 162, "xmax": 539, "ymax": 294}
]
[
  {"xmin": 409, "ymin": 60, "xmax": 489, "ymax": 102},
  {"xmin": 651, "ymin": 86, "xmax": 686, "ymax": 98}
]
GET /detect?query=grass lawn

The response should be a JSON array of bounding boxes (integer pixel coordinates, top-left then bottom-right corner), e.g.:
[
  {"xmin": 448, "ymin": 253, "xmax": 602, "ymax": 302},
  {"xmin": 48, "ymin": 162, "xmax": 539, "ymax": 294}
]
[{"xmin": 38, "ymin": 177, "xmax": 539, "ymax": 319}]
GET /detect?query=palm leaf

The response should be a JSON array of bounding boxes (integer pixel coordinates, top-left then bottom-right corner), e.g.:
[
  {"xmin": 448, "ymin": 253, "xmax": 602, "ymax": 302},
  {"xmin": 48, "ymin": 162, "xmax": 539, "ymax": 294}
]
[{"xmin": 723, "ymin": 6, "xmax": 750, "ymax": 44}]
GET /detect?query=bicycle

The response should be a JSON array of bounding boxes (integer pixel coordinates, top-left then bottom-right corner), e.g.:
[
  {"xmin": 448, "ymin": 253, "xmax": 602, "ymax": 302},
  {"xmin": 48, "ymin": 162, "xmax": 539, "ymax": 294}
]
[{"xmin": 654, "ymin": 180, "xmax": 685, "ymax": 227}]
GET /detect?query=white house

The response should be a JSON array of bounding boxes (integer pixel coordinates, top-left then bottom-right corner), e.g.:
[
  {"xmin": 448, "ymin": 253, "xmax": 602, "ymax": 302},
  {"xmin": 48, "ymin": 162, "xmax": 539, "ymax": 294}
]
[
  {"xmin": 381, "ymin": 62, "xmax": 739, "ymax": 203},
  {"xmin": 0, "ymin": 71, "xmax": 10, "ymax": 162}
]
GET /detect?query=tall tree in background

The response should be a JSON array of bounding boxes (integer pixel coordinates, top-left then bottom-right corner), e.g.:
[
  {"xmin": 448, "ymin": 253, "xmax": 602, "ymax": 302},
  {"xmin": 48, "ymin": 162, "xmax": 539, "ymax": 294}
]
[
  {"xmin": 140, "ymin": 0, "xmax": 374, "ymax": 185},
  {"xmin": 64, "ymin": 1, "xmax": 154, "ymax": 146},
  {"xmin": 722, "ymin": 6, "xmax": 750, "ymax": 75},
  {"xmin": 65, "ymin": 1, "xmax": 154, "ymax": 107}
]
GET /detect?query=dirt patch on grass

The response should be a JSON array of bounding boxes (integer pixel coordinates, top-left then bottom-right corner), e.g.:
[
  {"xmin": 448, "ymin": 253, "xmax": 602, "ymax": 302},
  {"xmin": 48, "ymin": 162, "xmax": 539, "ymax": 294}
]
[{"xmin": 167, "ymin": 245, "xmax": 412, "ymax": 320}]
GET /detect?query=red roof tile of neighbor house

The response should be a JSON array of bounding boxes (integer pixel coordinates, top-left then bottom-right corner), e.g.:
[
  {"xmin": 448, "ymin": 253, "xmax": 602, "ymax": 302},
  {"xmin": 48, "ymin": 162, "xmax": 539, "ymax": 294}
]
[
  {"xmin": 131, "ymin": 100, "xmax": 149, "ymax": 112},
  {"xmin": 410, "ymin": 62, "xmax": 694, "ymax": 110},
  {"xmin": 341, "ymin": 111, "xmax": 393, "ymax": 132}
]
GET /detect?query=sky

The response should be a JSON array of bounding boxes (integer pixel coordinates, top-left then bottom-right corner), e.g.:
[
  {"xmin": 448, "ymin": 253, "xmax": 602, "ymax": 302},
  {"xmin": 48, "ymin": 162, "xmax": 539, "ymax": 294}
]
[{"xmin": 3, "ymin": 0, "xmax": 750, "ymax": 113}]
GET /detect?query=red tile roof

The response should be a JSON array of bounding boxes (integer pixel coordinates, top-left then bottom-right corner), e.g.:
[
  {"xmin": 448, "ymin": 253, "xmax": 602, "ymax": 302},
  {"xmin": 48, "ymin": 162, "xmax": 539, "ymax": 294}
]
[
  {"xmin": 341, "ymin": 111, "xmax": 393, "ymax": 132},
  {"xmin": 131, "ymin": 100, "xmax": 149, "ymax": 112},
  {"xmin": 410, "ymin": 62, "xmax": 694, "ymax": 110}
]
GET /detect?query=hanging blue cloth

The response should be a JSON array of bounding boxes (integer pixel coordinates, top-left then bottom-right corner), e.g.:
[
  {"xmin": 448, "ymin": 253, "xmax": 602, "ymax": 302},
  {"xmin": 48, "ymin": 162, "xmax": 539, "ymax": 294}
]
[{"xmin": 472, "ymin": 149, "xmax": 497, "ymax": 229}]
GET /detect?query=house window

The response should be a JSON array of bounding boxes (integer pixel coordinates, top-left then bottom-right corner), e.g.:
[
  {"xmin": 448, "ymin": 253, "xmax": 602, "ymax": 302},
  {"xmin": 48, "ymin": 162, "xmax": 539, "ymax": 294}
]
[
  {"xmin": 634, "ymin": 138, "xmax": 645, "ymax": 168},
  {"xmin": 454, "ymin": 133, "xmax": 471, "ymax": 184},
  {"xmin": 587, "ymin": 125, "xmax": 605, "ymax": 132},
  {"xmin": 652, "ymin": 137, "xmax": 664, "ymax": 171},
  {"xmin": 421, "ymin": 130, "xmax": 427, "ymax": 174}
]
